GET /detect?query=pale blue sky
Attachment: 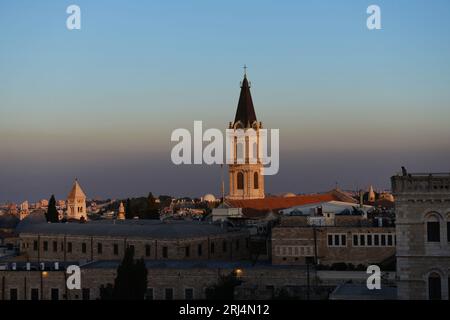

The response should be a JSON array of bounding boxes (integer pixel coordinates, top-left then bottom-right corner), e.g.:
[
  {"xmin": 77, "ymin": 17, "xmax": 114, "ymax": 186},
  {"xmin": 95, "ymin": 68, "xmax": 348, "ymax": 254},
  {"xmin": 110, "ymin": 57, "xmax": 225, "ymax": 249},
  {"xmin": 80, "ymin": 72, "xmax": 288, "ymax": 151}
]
[{"xmin": 1, "ymin": 0, "xmax": 450, "ymax": 202}]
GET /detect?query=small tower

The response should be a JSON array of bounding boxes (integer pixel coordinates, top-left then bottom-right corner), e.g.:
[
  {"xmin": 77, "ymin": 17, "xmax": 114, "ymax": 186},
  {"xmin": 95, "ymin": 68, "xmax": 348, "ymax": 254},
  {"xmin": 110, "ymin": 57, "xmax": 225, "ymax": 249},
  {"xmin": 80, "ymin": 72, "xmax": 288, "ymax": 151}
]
[
  {"xmin": 368, "ymin": 185, "xmax": 376, "ymax": 202},
  {"xmin": 227, "ymin": 69, "xmax": 265, "ymax": 200},
  {"xmin": 66, "ymin": 179, "xmax": 87, "ymax": 220},
  {"xmin": 117, "ymin": 202, "xmax": 126, "ymax": 220}
]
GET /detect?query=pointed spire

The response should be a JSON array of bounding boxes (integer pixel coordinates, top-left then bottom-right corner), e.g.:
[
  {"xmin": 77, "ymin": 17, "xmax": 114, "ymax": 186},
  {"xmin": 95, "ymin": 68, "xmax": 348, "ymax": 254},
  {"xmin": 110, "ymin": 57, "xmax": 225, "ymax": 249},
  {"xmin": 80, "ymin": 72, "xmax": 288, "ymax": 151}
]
[
  {"xmin": 67, "ymin": 179, "xmax": 86, "ymax": 200},
  {"xmin": 368, "ymin": 185, "xmax": 376, "ymax": 202},
  {"xmin": 234, "ymin": 68, "xmax": 257, "ymax": 127},
  {"xmin": 117, "ymin": 202, "xmax": 125, "ymax": 220}
]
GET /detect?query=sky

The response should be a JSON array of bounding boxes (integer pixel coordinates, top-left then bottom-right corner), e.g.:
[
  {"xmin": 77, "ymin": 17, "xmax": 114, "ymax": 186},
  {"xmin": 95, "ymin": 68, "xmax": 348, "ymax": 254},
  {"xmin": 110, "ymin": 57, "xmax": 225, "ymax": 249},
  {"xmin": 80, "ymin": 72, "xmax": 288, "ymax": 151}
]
[{"xmin": 1, "ymin": 0, "xmax": 450, "ymax": 203}]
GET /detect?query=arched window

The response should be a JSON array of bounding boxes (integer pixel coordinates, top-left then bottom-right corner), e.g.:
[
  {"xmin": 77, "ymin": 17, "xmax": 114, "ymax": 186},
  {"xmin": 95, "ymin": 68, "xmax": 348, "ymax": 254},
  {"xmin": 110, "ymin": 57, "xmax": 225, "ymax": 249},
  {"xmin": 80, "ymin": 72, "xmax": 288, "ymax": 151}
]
[
  {"xmin": 236, "ymin": 142, "xmax": 244, "ymax": 162},
  {"xmin": 428, "ymin": 272, "xmax": 442, "ymax": 300},
  {"xmin": 254, "ymin": 172, "xmax": 259, "ymax": 189},
  {"xmin": 251, "ymin": 142, "xmax": 258, "ymax": 162},
  {"xmin": 447, "ymin": 213, "xmax": 450, "ymax": 242},
  {"xmin": 237, "ymin": 172, "xmax": 244, "ymax": 190},
  {"xmin": 426, "ymin": 214, "xmax": 440, "ymax": 242}
]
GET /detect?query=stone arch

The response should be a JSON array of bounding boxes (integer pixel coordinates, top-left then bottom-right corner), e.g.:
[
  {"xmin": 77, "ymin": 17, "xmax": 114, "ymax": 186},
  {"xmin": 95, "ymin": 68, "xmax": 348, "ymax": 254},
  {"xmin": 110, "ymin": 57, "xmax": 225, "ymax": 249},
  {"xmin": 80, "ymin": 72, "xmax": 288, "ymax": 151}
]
[
  {"xmin": 233, "ymin": 121, "xmax": 244, "ymax": 129},
  {"xmin": 423, "ymin": 210, "xmax": 443, "ymax": 221}
]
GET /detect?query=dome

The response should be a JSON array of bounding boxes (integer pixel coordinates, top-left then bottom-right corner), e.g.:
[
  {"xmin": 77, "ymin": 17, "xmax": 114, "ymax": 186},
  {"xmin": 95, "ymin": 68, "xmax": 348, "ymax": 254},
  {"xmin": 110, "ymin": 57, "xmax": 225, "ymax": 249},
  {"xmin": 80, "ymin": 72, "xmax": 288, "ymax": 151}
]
[
  {"xmin": 203, "ymin": 194, "xmax": 216, "ymax": 202},
  {"xmin": 282, "ymin": 192, "xmax": 297, "ymax": 198},
  {"xmin": 0, "ymin": 214, "xmax": 20, "ymax": 229},
  {"xmin": 15, "ymin": 211, "xmax": 47, "ymax": 233}
]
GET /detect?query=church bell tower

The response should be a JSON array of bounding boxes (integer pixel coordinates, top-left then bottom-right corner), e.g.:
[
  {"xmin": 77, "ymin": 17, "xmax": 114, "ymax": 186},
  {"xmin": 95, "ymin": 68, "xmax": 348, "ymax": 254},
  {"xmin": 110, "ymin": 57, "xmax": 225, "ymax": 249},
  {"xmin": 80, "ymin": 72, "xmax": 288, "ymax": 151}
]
[{"xmin": 227, "ymin": 69, "xmax": 265, "ymax": 200}]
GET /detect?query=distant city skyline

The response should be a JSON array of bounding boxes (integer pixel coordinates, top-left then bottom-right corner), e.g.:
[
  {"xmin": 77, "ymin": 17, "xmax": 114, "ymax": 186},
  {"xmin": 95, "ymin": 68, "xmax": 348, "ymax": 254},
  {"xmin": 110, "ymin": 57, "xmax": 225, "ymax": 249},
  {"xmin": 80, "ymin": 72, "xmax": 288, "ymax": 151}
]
[{"xmin": 1, "ymin": 0, "xmax": 450, "ymax": 203}]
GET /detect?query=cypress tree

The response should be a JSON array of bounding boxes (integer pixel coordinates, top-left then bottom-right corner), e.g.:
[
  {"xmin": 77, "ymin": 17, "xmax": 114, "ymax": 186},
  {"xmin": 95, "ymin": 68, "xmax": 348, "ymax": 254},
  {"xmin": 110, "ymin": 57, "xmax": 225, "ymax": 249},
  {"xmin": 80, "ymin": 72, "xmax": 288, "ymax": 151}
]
[
  {"xmin": 112, "ymin": 246, "xmax": 148, "ymax": 300},
  {"xmin": 125, "ymin": 198, "xmax": 132, "ymax": 219},
  {"xmin": 45, "ymin": 195, "xmax": 59, "ymax": 223}
]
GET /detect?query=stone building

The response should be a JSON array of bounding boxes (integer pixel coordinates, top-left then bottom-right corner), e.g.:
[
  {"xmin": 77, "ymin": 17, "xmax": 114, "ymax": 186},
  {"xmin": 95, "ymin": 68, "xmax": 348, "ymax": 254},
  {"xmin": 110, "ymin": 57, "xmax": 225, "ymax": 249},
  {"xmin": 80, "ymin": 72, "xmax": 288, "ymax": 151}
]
[
  {"xmin": 227, "ymin": 72, "xmax": 265, "ymax": 200},
  {"xmin": 0, "ymin": 259, "xmax": 396, "ymax": 300},
  {"xmin": 16, "ymin": 220, "xmax": 250, "ymax": 262},
  {"xmin": 271, "ymin": 215, "xmax": 395, "ymax": 267},
  {"xmin": 391, "ymin": 171, "xmax": 450, "ymax": 300}
]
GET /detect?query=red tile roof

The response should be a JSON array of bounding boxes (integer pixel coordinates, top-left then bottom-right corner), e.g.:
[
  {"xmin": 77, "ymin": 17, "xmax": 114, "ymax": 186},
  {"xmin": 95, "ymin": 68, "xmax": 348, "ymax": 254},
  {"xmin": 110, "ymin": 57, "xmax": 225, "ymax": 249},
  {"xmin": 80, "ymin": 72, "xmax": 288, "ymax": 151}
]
[{"xmin": 226, "ymin": 189, "xmax": 356, "ymax": 213}]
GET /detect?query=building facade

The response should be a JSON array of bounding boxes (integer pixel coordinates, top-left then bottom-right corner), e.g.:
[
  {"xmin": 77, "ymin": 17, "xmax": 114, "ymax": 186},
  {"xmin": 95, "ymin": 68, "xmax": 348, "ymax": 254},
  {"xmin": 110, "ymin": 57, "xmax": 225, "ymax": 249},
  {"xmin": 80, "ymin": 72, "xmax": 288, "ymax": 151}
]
[
  {"xmin": 392, "ymin": 172, "xmax": 450, "ymax": 300},
  {"xmin": 272, "ymin": 215, "xmax": 396, "ymax": 267},
  {"xmin": 17, "ymin": 220, "xmax": 250, "ymax": 262}
]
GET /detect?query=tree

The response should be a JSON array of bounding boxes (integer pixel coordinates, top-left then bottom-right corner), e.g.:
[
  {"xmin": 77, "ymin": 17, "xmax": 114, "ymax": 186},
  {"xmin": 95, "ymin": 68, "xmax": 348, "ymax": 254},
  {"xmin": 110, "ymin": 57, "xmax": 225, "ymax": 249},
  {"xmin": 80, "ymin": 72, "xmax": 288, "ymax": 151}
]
[
  {"xmin": 125, "ymin": 198, "xmax": 132, "ymax": 219},
  {"xmin": 144, "ymin": 192, "xmax": 159, "ymax": 219},
  {"xmin": 45, "ymin": 195, "xmax": 59, "ymax": 223},
  {"xmin": 111, "ymin": 246, "xmax": 148, "ymax": 300},
  {"xmin": 99, "ymin": 283, "xmax": 114, "ymax": 300},
  {"xmin": 205, "ymin": 271, "xmax": 242, "ymax": 300}
]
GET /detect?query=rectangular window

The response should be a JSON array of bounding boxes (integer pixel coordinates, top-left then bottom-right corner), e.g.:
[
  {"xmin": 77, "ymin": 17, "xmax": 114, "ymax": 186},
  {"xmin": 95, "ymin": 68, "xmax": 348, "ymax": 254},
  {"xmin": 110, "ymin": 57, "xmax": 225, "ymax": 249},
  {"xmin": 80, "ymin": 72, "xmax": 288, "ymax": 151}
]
[
  {"xmin": 353, "ymin": 235, "xmax": 358, "ymax": 246},
  {"xmin": 381, "ymin": 234, "xmax": 386, "ymax": 246},
  {"xmin": 162, "ymin": 246, "xmax": 168, "ymax": 258},
  {"xmin": 427, "ymin": 222, "xmax": 440, "ymax": 242},
  {"xmin": 10, "ymin": 288, "xmax": 18, "ymax": 301},
  {"xmin": 236, "ymin": 240, "xmax": 240, "ymax": 251},
  {"xmin": 68, "ymin": 242, "xmax": 72, "ymax": 253},
  {"xmin": 51, "ymin": 288, "xmax": 59, "ymax": 301},
  {"xmin": 82, "ymin": 243, "xmax": 87, "ymax": 253},
  {"xmin": 341, "ymin": 235, "xmax": 346, "ymax": 246},
  {"xmin": 210, "ymin": 242, "xmax": 215, "ymax": 255},
  {"xmin": 43, "ymin": 241, "xmax": 48, "ymax": 252},
  {"xmin": 334, "ymin": 235, "xmax": 340, "ymax": 246},
  {"xmin": 165, "ymin": 288, "xmax": 174, "ymax": 300},
  {"xmin": 185, "ymin": 246, "xmax": 190, "ymax": 258},
  {"xmin": 387, "ymin": 234, "xmax": 393, "ymax": 246},
  {"xmin": 360, "ymin": 234, "xmax": 365, "ymax": 246},
  {"xmin": 198, "ymin": 244, "xmax": 202, "ymax": 256},
  {"xmin": 97, "ymin": 243, "xmax": 102, "ymax": 254},
  {"xmin": 128, "ymin": 245, "xmax": 135, "ymax": 253},
  {"xmin": 31, "ymin": 288, "xmax": 39, "ymax": 300},
  {"xmin": 185, "ymin": 288, "xmax": 194, "ymax": 300},
  {"xmin": 367, "ymin": 235, "xmax": 373, "ymax": 246},
  {"xmin": 222, "ymin": 241, "xmax": 227, "ymax": 253},
  {"xmin": 447, "ymin": 222, "xmax": 450, "ymax": 242},
  {"xmin": 53, "ymin": 241, "xmax": 57, "ymax": 252},
  {"xmin": 145, "ymin": 288, "xmax": 154, "ymax": 300},
  {"xmin": 328, "ymin": 235, "xmax": 333, "ymax": 246},
  {"xmin": 328, "ymin": 234, "xmax": 346, "ymax": 247},
  {"xmin": 374, "ymin": 234, "xmax": 380, "ymax": 246},
  {"xmin": 33, "ymin": 241, "xmax": 38, "ymax": 251},
  {"xmin": 113, "ymin": 244, "xmax": 119, "ymax": 255},
  {"xmin": 145, "ymin": 244, "xmax": 151, "ymax": 257},
  {"xmin": 82, "ymin": 288, "xmax": 90, "ymax": 300}
]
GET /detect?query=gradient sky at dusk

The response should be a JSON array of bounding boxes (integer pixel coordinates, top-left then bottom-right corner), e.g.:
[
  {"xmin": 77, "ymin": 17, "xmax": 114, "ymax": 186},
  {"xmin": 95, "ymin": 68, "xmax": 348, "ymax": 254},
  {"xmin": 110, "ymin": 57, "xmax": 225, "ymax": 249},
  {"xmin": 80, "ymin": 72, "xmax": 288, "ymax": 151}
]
[{"xmin": 1, "ymin": 0, "xmax": 450, "ymax": 202}]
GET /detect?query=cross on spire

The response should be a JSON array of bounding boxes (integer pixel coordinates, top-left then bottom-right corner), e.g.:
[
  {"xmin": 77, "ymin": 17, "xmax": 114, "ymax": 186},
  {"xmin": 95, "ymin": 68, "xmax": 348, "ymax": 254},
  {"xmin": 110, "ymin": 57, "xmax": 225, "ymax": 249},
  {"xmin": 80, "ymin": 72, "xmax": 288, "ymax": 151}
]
[{"xmin": 243, "ymin": 64, "xmax": 248, "ymax": 77}]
